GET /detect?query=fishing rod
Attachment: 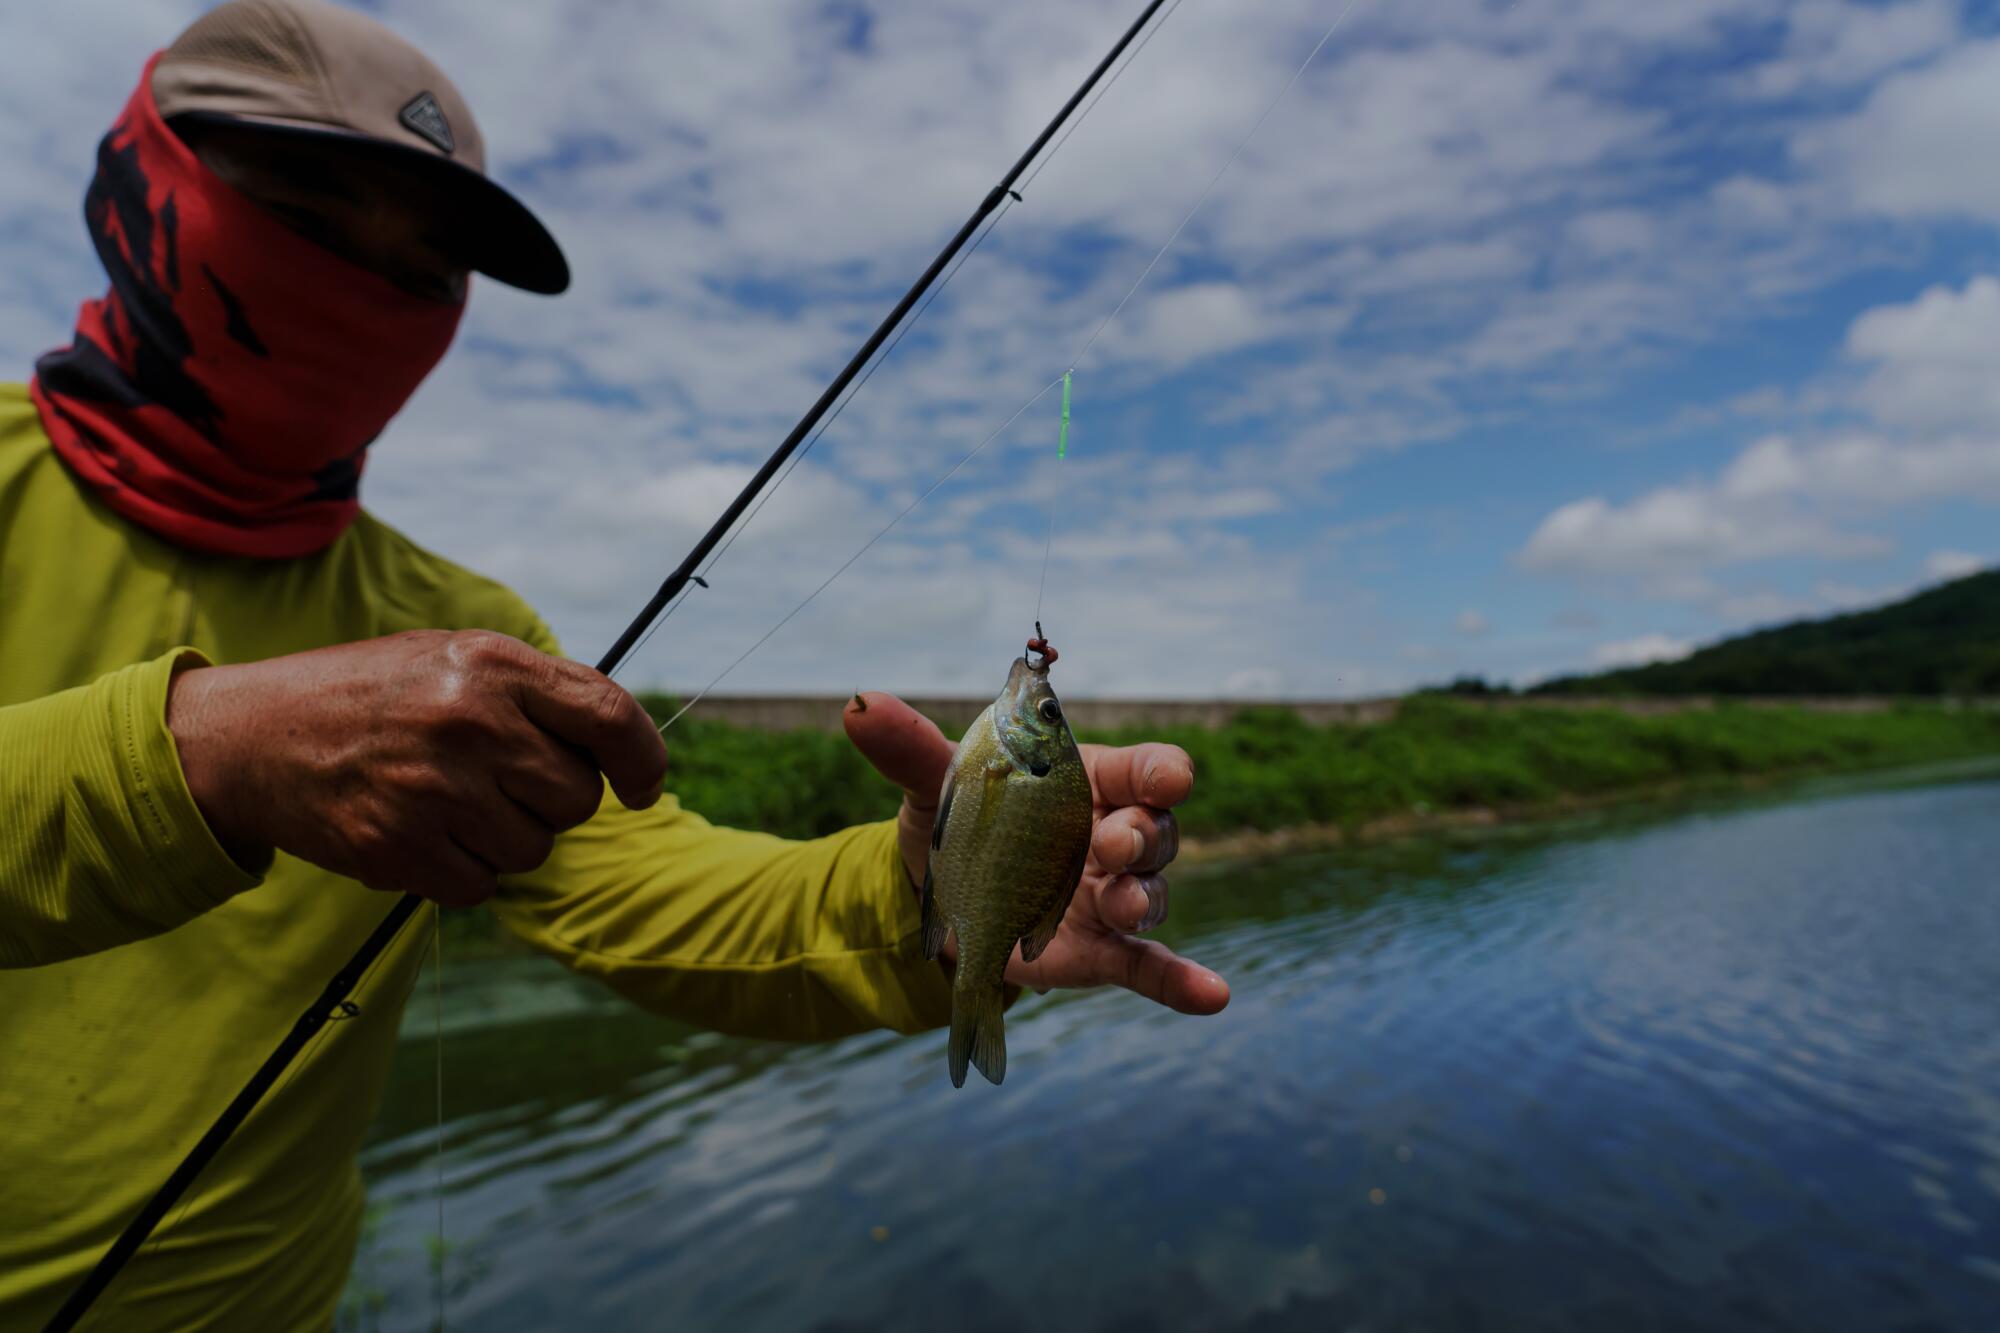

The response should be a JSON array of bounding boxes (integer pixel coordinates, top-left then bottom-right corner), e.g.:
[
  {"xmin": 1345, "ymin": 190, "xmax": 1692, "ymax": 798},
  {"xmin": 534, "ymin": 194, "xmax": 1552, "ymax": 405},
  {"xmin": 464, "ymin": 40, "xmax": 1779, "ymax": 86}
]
[{"xmin": 41, "ymin": 3, "xmax": 1172, "ymax": 1329}]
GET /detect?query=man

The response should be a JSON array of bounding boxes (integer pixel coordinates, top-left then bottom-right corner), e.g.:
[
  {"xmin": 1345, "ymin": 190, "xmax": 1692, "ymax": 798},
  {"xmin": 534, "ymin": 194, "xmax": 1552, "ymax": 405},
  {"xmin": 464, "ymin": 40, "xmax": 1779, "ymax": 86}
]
[{"xmin": 0, "ymin": 1, "xmax": 1228, "ymax": 1326}]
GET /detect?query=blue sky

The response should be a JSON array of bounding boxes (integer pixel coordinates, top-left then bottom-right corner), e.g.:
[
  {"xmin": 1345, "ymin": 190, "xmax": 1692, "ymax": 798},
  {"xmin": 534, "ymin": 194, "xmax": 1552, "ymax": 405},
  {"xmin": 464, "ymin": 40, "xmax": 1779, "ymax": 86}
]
[{"xmin": 3, "ymin": 0, "xmax": 1998, "ymax": 698}]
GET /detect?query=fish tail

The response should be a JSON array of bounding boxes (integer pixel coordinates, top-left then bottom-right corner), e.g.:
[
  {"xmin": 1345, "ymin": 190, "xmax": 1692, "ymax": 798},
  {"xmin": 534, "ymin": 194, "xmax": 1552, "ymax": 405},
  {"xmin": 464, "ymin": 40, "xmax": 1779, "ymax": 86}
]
[{"xmin": 947, "ymin": 984, "xmax": 1007, "ymax": 1088}]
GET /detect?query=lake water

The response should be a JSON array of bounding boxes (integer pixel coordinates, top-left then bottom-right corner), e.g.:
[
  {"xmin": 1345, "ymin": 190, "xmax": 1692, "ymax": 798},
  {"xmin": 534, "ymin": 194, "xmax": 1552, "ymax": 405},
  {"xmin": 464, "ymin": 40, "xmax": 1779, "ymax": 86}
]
[{"xmin": 345, "ymin": 764, "xmax": 2000, "ymax": 1332}]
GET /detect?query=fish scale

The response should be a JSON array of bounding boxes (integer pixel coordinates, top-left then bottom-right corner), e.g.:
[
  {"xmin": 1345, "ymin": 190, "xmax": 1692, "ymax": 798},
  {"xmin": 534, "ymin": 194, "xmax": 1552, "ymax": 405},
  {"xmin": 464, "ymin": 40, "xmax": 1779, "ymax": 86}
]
[{"xmin": 922, "ymin": 645, "xmax": 1094, "ymax": 1087}]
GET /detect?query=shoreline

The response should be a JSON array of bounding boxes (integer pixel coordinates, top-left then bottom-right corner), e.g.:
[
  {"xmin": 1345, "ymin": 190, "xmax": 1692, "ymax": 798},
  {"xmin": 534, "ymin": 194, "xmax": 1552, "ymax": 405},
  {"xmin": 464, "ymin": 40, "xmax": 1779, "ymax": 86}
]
[
  {"xmin": 434, "ymin": 750, "xmax": 1999, "ymax": 957},
  {"xmin": 642, "ymin": 694, "xmax": 2000, "ymax": 851},
  {"xmin": 1179, "ymin": 779, "xmax": 1726, "ymax": 864},
  {"xmin": 1176, "ymin": 755, "xmax": 2000, "ymax": 864}
]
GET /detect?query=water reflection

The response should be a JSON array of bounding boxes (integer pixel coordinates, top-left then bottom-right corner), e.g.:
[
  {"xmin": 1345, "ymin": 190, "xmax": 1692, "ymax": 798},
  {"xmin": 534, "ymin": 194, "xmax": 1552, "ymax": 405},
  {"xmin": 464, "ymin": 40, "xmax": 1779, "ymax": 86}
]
[{"xmin": 346, "ymin": 763, "xmax": 2000, "ymax": 1332}]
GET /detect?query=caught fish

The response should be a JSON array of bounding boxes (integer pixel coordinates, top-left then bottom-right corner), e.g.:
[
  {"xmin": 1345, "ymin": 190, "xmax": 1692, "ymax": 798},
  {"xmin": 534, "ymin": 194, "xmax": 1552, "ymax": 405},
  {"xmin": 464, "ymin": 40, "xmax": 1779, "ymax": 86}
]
[{"xmin": 923, "ymin": 625, "xmax": 1094, "ymax": 1086}]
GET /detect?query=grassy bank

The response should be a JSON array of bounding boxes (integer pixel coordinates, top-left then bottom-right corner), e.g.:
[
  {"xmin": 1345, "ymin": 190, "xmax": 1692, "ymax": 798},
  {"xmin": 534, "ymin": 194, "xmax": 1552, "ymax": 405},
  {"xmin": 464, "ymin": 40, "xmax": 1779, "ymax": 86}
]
[{"xmin": 640, "ymin": 695, "xmax": 2000, "ymax": 844}]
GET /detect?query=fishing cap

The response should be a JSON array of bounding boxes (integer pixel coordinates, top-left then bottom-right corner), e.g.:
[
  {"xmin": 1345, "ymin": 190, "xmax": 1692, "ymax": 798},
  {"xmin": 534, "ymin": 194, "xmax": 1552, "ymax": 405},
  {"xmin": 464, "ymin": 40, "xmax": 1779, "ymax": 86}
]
[{"xmin": 151, "ymin": 0, "xmax": 569, "ymax": 294}]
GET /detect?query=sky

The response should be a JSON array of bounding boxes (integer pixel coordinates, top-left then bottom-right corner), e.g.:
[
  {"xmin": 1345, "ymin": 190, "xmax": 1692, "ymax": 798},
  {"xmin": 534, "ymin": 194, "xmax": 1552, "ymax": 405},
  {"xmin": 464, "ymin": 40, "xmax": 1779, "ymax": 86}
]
[{"xmin": 3, "ymin": 0, "xmax": 1998, "ymax": 699}]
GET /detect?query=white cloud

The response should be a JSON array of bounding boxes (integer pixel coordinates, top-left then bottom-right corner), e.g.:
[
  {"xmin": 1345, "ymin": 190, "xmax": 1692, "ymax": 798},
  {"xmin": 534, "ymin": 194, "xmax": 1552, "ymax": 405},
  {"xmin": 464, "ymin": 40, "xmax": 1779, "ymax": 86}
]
[
  {"xmin": 1707, "ymin": 175, "xmax": 1800, "ymax": 232},
  {"xmin": 1747, "ymin": 0, "xmax": 1957, "ymax": 98},
  {"xmin": 1099, "ymin": 282, "xmax": 1274, "ymax": 371},
  {"xmin": 1716, "ymin": 589, "xmax": 1812, "ymax": 626},
  {"xmin": 1517, "ymin": 486, "xmax": 1883, "ymax": 577},
  {"xmin": 1454, "ymin": 610, "xmax": 1490, "ymax": 638},
  {"xmin": 1731, "ymin": 433, "xmax": 2000, "ymax": 505},
  {"xmin": 1592, "ymin": 633, "xmax": 1694, "ymax": 669},
  {"xmin": 1847, "ymin": 275, "xmax": 2000, "ymax": 436},
  {"xmin": 1793, "ymin": 37, "xmax": 2000, "ymax": 224},
  {"xmin": 1337, "ymin": 238, "xmax": 1534, "ymax": 294},
  {"xmin": 3, "ymin": 0, "xmax": 1996, "ymax": 697},
  {"xmin": 1518, "ymin": 421, "xmax": 1994, "ymax": 590},
  {"xmin": 1522, "ymin": 265, "xmax": 2000, "ymax": 616},
  {"xmin": 1925, "ymin": 549, "xmax": 1988, "ymax": 582},
  {"xmin": 1564, "ymin": 208, "xmax": 1659, "ymax": 258}
]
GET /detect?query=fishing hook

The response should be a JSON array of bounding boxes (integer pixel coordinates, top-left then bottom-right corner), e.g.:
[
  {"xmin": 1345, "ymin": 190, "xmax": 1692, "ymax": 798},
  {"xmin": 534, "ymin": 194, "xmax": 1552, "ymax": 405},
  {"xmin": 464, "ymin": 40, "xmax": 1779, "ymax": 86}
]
[{"xmin": 1027, "ymin": 621, "xmax": 1059, "ymax": 670}]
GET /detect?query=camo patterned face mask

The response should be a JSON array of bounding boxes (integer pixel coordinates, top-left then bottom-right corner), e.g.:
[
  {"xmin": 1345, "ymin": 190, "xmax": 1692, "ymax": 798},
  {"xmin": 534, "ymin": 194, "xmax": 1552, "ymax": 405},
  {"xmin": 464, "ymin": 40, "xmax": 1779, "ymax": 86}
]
[{"xmin": 31, "ymin": 55, "xmax": 465, "ymax": 559}]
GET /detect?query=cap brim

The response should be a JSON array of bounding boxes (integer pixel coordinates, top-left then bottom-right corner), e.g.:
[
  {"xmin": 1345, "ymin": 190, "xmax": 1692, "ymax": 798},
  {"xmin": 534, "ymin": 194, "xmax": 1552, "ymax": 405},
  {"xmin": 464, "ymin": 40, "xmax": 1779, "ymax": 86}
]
[{"xmin": 168, "ymin": 110, "xmax": 570, "ymax": 295}]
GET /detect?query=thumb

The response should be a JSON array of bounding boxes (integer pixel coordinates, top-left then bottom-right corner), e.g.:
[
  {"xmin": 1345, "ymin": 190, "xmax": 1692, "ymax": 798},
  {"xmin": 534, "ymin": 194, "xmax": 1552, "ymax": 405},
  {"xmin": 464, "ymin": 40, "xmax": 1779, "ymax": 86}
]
[{"xmin": 843, "ymin": 692, "xmax": 954, "ymax": 811}]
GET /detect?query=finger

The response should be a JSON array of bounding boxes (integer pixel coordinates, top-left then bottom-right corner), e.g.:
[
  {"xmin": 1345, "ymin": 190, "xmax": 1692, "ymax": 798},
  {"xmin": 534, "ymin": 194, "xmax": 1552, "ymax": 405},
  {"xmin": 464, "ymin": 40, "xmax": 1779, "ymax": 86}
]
[
  {"xmin": 370, "ymin": 837, "xmax": 498, "ymax": 908},
  {"xmin": 496, "ymin": 734, "xmax": 606, "ymax": 831},
  {"xmin": 1093, "ymin": 873, "xmax": 1169, "ymax": 933},
  {"xmin": 1081, "ymin": 743, "xmax": 1194, "ymax": 811},
  {"xmin": 1090, "ymin": 806, "xmax": 1180, "ymax": 875},
  {"xmin": 453, "ymin": 793, "xmax": 557, "ymax": 877},
  {"xmin": 513, "ymin": 658, "xmax": 668, "ymax": 810},
  {"xmin": 842, "ymin": 692, "xmax": 955, "ymax": 813},
  {"xmin": 1089, "ymin": 935, "xmax": 1229, "ymax": 1014},
  {"xmin": 441, "ymin": 835, "xmax": 503, "ymax": 906}
]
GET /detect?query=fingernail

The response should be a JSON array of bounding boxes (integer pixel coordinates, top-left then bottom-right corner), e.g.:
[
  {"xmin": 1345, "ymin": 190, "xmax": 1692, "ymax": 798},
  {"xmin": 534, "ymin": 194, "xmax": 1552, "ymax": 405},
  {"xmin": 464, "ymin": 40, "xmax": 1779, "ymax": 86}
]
[{"xmin": 1127, "ymin": 827, "xmax": 1145, "ymax": 869}]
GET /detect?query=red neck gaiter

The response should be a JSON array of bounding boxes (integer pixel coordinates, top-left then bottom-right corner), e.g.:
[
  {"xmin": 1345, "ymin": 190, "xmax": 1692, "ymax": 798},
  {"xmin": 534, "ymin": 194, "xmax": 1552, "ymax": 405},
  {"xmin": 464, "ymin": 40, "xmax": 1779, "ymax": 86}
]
[{"xmin": 30, "ymin": 56, "xmax": 466, "ymax": 559}]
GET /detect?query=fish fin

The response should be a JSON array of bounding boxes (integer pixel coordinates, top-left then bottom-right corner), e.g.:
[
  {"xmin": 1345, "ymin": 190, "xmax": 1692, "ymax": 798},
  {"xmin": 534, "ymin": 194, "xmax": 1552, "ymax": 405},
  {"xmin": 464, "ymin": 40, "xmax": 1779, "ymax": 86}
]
[
  {"xmin": 931, "ymin": 764, "xmax": 955, "ymax": 853},
  {"xmin": 919, "ymin": 863, "xmax": 948, "ymax": 961},
  {"xmin": 1018, "ymin": 844, "xmax": 1089, "ymax": 964},
  {"xmin": 1018, "ymin": 892, "xmax": 1067, "ymax": 964},
  {"xmin": 920, "ymin": 762, "xmax": 955, "ymax": 960},
  {"xmin": 947, "ymin": 986, "xmax": 1007, "ymax": 1088}
]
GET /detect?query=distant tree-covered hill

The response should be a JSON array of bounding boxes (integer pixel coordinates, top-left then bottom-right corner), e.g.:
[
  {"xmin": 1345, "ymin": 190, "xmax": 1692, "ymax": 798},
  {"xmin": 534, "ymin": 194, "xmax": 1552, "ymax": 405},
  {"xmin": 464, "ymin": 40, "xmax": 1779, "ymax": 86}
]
[{"xmin": 1532, "ymin": 571, "xmax": 2000, "ymax": 696}]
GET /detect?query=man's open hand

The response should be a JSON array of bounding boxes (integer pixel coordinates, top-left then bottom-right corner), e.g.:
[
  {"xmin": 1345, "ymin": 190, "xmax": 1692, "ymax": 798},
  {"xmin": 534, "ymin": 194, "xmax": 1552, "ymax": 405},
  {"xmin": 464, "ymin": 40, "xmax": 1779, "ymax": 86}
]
[
  {"xmin": 843, "ymin": 692, "xmax": 1230, "ymax": 1016},
  {"xmin": 166, "ymin": 630, "xmax": 667, "ymax": 905}
]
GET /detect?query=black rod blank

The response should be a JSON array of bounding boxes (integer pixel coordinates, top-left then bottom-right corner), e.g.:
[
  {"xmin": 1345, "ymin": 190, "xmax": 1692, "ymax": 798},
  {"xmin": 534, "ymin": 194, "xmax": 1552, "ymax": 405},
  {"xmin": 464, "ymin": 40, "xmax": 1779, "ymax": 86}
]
[{"xmin": 43, "ymin": 3, "xmax": 1168, "ymax": 1328}]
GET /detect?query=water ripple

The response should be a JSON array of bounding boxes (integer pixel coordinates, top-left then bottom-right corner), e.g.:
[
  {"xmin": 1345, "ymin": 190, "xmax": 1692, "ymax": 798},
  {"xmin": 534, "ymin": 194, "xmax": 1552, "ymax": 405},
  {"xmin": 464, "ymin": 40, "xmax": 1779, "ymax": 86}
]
[{"xmin": 346, "ymin": 768, "xmax": 2000, "ymax": 1333}]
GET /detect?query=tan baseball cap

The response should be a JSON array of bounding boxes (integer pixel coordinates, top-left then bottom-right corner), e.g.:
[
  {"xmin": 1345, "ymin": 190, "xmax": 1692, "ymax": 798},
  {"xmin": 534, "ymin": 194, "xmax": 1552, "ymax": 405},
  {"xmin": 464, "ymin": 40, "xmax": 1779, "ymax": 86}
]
[{"xmin": 152, "ymin": 0, "xmax": 569, "ymax": 294}]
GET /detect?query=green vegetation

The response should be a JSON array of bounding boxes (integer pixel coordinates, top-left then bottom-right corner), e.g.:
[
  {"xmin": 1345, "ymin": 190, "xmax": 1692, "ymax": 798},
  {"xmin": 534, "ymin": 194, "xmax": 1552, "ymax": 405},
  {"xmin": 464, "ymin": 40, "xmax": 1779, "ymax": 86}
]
[
  {"xmin": 624, "ymin": 574, "xmax": 2000, "ymax": 847},
  {"xmin": 640, "ymin": 694, "xmax": 2000, "ymax": 843},
  {"xmin": 640, "ymin": 705, "xmax": 906, "ymax": 836},
  {"xmin": 1533, "ymin": 570, "xmax": 2000, "ymax": 697}
]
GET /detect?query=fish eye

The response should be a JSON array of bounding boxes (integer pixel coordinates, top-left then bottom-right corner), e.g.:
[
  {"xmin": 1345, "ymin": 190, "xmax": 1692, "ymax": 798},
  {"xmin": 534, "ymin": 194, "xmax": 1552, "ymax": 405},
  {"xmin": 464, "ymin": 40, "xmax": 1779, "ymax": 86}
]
[{"xmin": 1038, "ymin": 699, "xmax": 1062, "ymax": 724}]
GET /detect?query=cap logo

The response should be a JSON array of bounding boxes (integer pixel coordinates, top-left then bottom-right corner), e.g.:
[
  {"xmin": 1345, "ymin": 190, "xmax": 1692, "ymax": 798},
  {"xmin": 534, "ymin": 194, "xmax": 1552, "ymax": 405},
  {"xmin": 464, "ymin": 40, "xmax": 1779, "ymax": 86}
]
[{"xmin": 398, "ymin": 92, "xmax": 455, "ymax": 154}]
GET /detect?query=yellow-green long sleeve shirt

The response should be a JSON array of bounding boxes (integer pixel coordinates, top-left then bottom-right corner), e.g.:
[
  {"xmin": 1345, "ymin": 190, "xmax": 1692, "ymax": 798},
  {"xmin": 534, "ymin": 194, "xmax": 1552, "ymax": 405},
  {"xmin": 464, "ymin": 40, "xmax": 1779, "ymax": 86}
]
[{"xmin": 0, "ymin": 383, "xmax": 950, "ymax": 1330}]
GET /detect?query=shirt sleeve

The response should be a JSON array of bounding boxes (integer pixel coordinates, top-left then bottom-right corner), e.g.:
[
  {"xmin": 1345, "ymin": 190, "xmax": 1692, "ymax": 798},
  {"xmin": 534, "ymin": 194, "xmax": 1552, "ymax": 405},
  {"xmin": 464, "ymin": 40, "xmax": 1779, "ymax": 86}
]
[
  {"xmin": 487, "ymin": 609, "xmax": 952, "ymax": 1041},
  {"xmin": 0, "ymin": 649, "xmax": 269, "ymax": 968},
  {"xmin": 491, "ymin": 796, "xmax": 954, "ymax": 1040}
]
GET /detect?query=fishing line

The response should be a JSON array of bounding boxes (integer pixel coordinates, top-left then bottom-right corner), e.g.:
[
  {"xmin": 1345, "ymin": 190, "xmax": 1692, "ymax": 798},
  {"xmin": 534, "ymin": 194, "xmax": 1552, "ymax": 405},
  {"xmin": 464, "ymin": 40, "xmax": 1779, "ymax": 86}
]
[
  {"xmin": 656, "ymin": 368, "xmax": 1072, "ymax": 732},
  {"xmin": 1034, "ymin": 0, "xmax": 1362, "ymax": 633},
  {"xmin": 431, "ymin": 913, "xmax": 446, "ymax": 1332},
  {"xmin": 1024, "ymin": 0, "xmax": 1176, "ymax": 195},
  {"xmin": 614, "ymin": 197, "xmax": 1019, "ymax": 678},
  {"xmin": 619, "ymin": 0, "xmax": 1198, "ymax": 678},
  {"xmin": 43, "ymin": 5, "xmax": 1257, "ymax": 1324},
  {"xmin": 657, "ymin": 0, "xmax": 1364, "ymax": 722},
  {"xmin": 1070, "ymin": 0, "xmax": 1365, "ymax": 373},
  {"xmin": 695, "ymin": 199, "xmax": 1015, "ymax": 580},
  {"xmin": 625, "ymin": 0, "xmax": 1201, "ymax": 656},
  {"xmin": 1032, "ymin": 370, "xmax": 1071, "ymax": 625}
]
